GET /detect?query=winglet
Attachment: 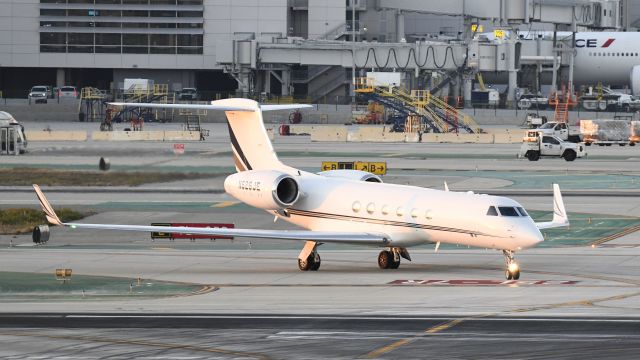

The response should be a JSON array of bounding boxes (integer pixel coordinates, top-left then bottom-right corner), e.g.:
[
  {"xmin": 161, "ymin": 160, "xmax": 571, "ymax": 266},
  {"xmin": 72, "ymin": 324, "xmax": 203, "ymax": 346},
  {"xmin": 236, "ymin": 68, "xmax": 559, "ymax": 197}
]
[
  {"xmin": 551, "ymin": 183, "xmax": 569, "ymax": 226},
  {"xmin": 33, "ymin": 184, "xmax": 63, "ymax": 226},
  {"xmin": 535, "ymin": 183, "xmax": 569, "ymax": 230}
]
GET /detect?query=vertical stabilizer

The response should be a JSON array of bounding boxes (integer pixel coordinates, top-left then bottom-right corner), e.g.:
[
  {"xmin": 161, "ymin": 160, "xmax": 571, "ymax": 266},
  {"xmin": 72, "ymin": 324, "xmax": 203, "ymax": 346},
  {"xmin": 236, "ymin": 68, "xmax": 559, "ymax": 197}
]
[{"xmin": 214, "ymin": 98, "xmax": 290, "ymax": 173}]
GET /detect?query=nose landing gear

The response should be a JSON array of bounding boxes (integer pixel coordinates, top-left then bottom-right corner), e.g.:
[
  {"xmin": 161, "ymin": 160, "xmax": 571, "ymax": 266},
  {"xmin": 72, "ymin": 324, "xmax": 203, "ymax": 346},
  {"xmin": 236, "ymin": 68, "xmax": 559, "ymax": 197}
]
[{"xmin": 503, "ymin": 250, "xmax": 521, "ymax": 280}]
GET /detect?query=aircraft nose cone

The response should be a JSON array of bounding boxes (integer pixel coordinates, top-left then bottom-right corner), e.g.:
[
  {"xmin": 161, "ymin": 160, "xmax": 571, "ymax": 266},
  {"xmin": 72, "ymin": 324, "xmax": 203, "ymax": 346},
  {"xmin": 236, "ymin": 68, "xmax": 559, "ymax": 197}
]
[{"xmin": 523, "ymin": 226, "xmax": 544, "ymax": 249}]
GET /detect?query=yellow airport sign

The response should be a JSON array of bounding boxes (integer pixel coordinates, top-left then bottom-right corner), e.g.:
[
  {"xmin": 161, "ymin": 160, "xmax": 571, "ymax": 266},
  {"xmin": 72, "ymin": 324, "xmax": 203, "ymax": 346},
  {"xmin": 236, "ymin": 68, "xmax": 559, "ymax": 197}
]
[
  {"xmin": 471, "ymin": 24, "xmax": 483, "ymax": 33},
  {"xmin": 354, "ymin": 161, "xmax": 387, "ymax": 175},
  {"xmin": 494, "ymin": 29, "xmax": 505, "ymax": 39},
  {"xmin": 321, "ymin": 161, "xmax": 387, "ymax": 175}
]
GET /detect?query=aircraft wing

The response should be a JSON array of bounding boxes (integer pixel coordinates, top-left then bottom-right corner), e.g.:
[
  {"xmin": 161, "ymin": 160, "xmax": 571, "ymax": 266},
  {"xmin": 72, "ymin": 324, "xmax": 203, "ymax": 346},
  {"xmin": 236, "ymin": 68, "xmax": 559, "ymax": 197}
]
[
  {"xmin": 535, "ymin": 184, "xmax": 570, "ymax": 230},
  {"xmin": 33, "ymin": 185, "xmax": 389, "ymax": 246}
]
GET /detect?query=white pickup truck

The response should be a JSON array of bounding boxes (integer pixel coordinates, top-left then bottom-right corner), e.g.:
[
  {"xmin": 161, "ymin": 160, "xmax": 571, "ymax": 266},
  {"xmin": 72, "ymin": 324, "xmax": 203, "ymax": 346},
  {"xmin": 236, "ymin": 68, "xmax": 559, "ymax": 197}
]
[
  {"xmin": 534, "ymin": 121, "xmax": 582, "ymax": 142},
  {"xmin": 520, "ymin": 131, "xmax": 586, "ymax": 162}
]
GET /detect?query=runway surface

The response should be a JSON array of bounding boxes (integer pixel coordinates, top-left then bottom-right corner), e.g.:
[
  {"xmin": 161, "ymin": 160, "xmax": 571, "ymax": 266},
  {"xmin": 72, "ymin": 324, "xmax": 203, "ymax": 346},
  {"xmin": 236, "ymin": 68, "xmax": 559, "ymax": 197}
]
[{"xmin": 2, "ymin": 314, "xmax": 640, "ymax": 359}]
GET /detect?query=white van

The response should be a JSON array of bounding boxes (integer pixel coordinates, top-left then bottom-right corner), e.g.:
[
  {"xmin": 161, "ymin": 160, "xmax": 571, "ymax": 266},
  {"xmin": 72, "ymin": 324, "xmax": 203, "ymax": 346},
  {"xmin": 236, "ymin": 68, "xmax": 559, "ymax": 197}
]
[{"xmin": 0, "ymin": 111, "xmax": 27, "ymax": 154}]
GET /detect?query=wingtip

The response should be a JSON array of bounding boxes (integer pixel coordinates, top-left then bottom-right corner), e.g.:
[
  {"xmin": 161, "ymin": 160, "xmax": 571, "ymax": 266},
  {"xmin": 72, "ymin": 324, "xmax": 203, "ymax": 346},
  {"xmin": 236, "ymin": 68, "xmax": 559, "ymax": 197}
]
[{"xmin": 33, "ymin": 184, "xmax": 63, "ymax": 226}]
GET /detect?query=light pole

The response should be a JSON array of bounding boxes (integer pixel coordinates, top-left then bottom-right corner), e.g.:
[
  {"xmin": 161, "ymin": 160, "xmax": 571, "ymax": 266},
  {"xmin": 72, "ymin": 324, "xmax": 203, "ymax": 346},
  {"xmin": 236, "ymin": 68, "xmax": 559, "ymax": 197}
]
[{"xmin": 351, "ymin": 0, "xmax": 356, "ymax": 104}]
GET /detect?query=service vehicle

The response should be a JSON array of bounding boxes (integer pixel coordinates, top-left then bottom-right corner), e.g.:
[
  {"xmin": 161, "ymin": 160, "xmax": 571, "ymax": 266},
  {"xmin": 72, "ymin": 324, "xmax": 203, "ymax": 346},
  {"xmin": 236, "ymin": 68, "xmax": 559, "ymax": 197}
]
[
  {"xmin": 471, "ymin": 89, "xmax": 499, "ymax": 107},
  {"xmin": 580, "ymin": 86, "xmax": 639, "ymax": 112},
  {"xmin": 178, "ymin": 87, "xmax": 199, "ymax": 101},
  {"xmin": 520, "ymin": 131, "xmax": 586, "ymax": 162},
  {"xmin": 524, "ymin": 113, "xmax": 548, "ymax": 128},
  {"xmin": 580, "ymin": 119, "xmax": 638, "ymax": 146},
  {"xmin": 0, "ymin": 111, "xmax": 27, "ymax": 154},
  {"xmin": 57, "ymin": 86, "xmax": 78, "ymax": 99},
  {"xmin": 517, "ymin": 94, "xmax": 548, "ymax": 110},
  {"xmin": 534, "ymin": 121, "xmax": 582, "ymax": 142},
  {"xmin": 28, "ymin": 86, "xmax": 49, "ymax": 104}
]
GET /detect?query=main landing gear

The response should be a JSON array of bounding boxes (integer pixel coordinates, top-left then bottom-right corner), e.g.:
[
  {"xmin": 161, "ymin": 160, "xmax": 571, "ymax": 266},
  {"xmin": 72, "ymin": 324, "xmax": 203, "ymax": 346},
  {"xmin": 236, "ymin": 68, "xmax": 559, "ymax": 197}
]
[
  {"xmin": 378, "ymin": 248, "xmax": 411, "ymax": 269},
  {"xmin": 503, "ymin": 250, "xmax": 521, "ymax": 280},
  {"xmin": 298, "ymin": 241, "xmax": 321, "ymax": 271},
  {"xmin": 298, "ymin": 251, "xmax": 321, "ymax": 271}
]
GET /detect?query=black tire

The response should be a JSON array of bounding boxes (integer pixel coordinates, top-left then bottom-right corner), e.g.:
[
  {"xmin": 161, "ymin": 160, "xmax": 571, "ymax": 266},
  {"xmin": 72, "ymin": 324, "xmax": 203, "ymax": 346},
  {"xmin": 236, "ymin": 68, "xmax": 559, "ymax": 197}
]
[
  {"xmin": 298, "ymin": 255, "xmax": 313, "ymax": 271},
  {"xmin": 512, "ymin": 270, "xmax": 520, "ymax": 280},
  {"xmin": 389, "ymin": 257, "xmax": 400, "ymax": 269},
  {"xmin": 585, "ymin": 142, "xmax": 592, "ymax": 146},
  {"xmin": 630, "ymin": 143, "xmax": 636, "ymax": 147},
  {"xmin": 310, "ymin": 254, "xmax": 321, "ymax": 271},
  {"xmin": 526, "ymin": 151, "xmax": 540, "ymax": 161},
  {"xmin": 378, "ymin": 250, "xmax": 392, "ymax": 269},
  {"xmin": 505, "ymin": 270, "xmax": 512, "ymax": 280},
  {"xmin": 563, "ymin": 150, "xmax": 576, "ymax": 162}
]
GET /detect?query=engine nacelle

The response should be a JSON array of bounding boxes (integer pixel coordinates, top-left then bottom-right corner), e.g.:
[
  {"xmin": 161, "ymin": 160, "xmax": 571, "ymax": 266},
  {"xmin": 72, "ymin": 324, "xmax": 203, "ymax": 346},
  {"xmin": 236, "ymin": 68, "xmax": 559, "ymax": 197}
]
[
  {"xmin": 224, "ymin": 170, "xmax": 300, "ymax": 210},
  {"xmin": 318, "ymin": 170, "xmax": 382, "ymax": 183},
  {"xmin": 631, "ymin": 65, "xmax": 640, "ymax": 96}
]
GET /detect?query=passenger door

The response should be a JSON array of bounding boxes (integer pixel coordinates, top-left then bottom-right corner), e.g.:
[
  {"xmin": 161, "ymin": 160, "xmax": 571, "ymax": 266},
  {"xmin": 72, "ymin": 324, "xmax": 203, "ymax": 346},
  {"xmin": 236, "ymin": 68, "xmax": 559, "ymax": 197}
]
[
  {"xmin": 554, "ymin": 123, "xmax": 568, "ymax": 140},
  {"xmin": 541, "ymin": 136, "xmax": 562, "ymax": 156}
]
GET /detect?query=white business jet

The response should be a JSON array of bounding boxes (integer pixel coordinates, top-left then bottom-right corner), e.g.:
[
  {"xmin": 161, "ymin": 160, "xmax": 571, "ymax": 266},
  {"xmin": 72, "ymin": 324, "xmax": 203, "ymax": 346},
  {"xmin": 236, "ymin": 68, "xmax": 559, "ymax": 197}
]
[{"xmin": 33, "ymin": 98, "xmax": 570, "ymax": 279}]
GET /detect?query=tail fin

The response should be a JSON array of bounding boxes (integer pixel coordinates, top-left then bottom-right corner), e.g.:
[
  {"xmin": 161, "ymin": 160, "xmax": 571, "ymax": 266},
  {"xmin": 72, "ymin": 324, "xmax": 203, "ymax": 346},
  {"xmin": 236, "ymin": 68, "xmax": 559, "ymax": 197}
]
[{"xmin": 217, "ymin": 98, "xmax": 291, "ymax": 173}]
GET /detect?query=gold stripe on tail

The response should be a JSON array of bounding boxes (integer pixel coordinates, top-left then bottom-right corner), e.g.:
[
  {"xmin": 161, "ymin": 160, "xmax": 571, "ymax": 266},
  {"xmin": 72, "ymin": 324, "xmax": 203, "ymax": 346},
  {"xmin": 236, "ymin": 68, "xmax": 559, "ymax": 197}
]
[{"xmin": 32, "ymin": 184, "xmax": 63, "ymax": 226}]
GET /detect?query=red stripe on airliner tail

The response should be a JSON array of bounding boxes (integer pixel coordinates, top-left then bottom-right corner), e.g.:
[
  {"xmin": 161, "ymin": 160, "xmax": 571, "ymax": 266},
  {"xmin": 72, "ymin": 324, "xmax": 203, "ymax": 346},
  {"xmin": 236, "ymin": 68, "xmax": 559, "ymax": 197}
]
[{"xmin": 602, "ymin": 38, "xmax": 615, "ymax": 48}]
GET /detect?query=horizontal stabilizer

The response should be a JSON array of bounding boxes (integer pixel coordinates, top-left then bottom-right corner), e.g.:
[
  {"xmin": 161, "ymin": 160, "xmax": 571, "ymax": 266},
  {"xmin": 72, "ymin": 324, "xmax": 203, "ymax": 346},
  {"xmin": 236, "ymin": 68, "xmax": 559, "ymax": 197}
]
[
  {"xmin": 108, "ymin": 102, "xmax": 253, "ymax": 112},
  {"xmin": 108, "ymin": 100, "xmax": 313, "ymax": 112}
]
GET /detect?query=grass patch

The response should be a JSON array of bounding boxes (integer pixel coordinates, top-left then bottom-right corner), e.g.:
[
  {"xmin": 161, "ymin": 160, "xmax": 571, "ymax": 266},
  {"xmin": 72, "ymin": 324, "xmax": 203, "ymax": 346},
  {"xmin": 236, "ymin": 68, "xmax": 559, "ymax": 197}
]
[
  {"xmin": 0, "ymin": 208, "xmax": 87, "ymax": 234},
  {"xmin": 0, "ymin": 168, "xmax": 217, "ymax": 186}
]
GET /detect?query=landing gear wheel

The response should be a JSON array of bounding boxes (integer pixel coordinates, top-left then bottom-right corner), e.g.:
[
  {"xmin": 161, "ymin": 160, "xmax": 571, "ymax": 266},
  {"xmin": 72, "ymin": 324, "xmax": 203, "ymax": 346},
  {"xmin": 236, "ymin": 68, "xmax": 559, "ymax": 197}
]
[
  {"xmin": 502, "ymin": 249, "xmax": 521, "ymax": 280},
  {"xmin": 310, "ymin": 253, "xmax": 321, "ymax": 271},
  {"xmin": 378, "ymin": 250, "xmax": 393, "ymax": 269},
  {"xmin": 389, "ymin": 256, "xmax": 400, "ymax": 269},
  {"xmin": 298, "ymin": 256, "xmax": 312, "ymax": 271}
]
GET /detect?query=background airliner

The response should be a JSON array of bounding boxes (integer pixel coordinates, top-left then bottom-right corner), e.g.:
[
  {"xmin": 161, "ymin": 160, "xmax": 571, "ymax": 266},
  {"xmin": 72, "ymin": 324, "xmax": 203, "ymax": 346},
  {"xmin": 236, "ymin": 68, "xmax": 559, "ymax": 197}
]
[
  {"xmin": 571, "ymin": 32, "xmax": 640, "ymax": 95},
  {"xmin": 34, "ymin": 99, "xmax": 570, "ymax": 280}
]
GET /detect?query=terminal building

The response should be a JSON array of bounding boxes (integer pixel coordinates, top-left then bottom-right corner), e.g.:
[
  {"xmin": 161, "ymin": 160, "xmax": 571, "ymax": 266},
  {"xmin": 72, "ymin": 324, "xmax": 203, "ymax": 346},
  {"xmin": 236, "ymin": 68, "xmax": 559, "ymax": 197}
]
[{"xmin": 0, "ymin": 0, "xmax": 637, "ymax": 102}]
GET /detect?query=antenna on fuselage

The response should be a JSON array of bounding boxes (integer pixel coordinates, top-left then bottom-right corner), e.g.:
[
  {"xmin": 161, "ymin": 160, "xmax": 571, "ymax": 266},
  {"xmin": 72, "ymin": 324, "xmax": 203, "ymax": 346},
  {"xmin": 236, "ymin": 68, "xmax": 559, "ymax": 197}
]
[{"xmin": 444, "ymin": 182, "xmax": 450, "ymax": 192}]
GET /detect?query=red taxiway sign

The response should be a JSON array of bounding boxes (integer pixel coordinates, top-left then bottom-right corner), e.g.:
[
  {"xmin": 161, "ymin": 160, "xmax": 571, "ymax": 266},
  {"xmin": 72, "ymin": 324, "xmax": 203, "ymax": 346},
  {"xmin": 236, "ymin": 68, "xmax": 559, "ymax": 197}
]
[{"xmin": 388, "ymin": 280, "xmax": 579, "ymax": 286}]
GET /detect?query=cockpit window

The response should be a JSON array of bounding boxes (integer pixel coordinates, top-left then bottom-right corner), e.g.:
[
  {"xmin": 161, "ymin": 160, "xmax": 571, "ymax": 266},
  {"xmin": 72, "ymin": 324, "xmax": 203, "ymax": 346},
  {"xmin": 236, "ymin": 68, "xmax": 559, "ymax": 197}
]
[
  {"xmin": 516, "ymin": 207, "xmax": 529, "ymax": 217},
  {"xmin": 486, "ymin": 206, "xmax": 498, "ymax": 216},
  {"xmin": 498, "ymin": 206, "xmax": 519, "ymax": 217}
]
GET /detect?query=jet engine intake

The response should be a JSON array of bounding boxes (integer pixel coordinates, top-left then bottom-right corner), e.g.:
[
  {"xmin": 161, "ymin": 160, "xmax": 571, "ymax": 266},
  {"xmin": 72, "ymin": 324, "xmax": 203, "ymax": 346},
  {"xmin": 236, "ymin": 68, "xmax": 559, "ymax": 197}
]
[{"xmin": 224, "ymin": 170, "xmax": 300, "ymax": 210}]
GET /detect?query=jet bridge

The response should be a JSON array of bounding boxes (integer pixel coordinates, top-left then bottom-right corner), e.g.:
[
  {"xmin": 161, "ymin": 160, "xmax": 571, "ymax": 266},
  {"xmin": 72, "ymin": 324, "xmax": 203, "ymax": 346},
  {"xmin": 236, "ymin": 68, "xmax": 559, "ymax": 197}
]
[{"xmin": 219, "ymin": 37, "xmax": 518, "ymax": 102}]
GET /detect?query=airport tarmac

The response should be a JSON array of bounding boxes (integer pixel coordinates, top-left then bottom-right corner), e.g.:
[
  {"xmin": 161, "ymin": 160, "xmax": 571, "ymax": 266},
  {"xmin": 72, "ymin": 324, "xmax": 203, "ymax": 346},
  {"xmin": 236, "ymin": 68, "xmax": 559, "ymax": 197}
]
[{"xmin": 1, "ymin": 124, "xmax": 639, "ymax": 358}]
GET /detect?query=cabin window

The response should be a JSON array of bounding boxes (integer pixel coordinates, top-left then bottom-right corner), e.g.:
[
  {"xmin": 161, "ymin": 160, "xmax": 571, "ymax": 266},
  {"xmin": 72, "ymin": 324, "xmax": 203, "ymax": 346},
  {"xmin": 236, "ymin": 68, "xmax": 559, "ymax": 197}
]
[
  {"xmin": 410, "ymin": 208, "xmax": 419, "ymax": 218},
  {"xmin": 516, "ymin": 207, "xmax": 529, "ymax": 217},
  {"xmin": 486, "ymin": 206, "xmax": 498, "ymax": 216},
  {"xmin": 425, "ymin": 210, "xmax": 432, "ymax": 220},
  {"xmin": 498, "ymin": 206, "xmax": 519, "ymax": 217},
  {"xmin": 352, "ymin": 201, "xmax": 361, "ymax": 213},
  {"xmin": 396, "ymin": 207, "xmax": 404, "ymax": 217},
  {"xmin": 381, "ymin": 205, "xmax": 389, "ymax": 215},
  {"xmin": 366, "ymin": 202, "xmax": 376, "ymax": 214}
]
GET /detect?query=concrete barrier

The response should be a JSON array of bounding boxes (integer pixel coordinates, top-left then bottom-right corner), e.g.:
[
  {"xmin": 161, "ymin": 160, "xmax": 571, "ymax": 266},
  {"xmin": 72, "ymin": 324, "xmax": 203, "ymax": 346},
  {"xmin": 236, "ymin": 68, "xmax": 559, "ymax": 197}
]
[
  {"xmin": 25, "ymin": 130, "xmax": 87, "ymax": 141},
  {"xmin": 493, "ymin": 132, "xmax": 520, "ymax": 144},
  {"xmin": 163, "ymin": 131, "xmax": 200, "ymax": 141},
  {"xmin": 91, "ymin": 130, "xmax": 200, "ymax": 141},
  {"xmin": 310, "ymin": 126, "xmax": 348, "ymax": 142}
]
